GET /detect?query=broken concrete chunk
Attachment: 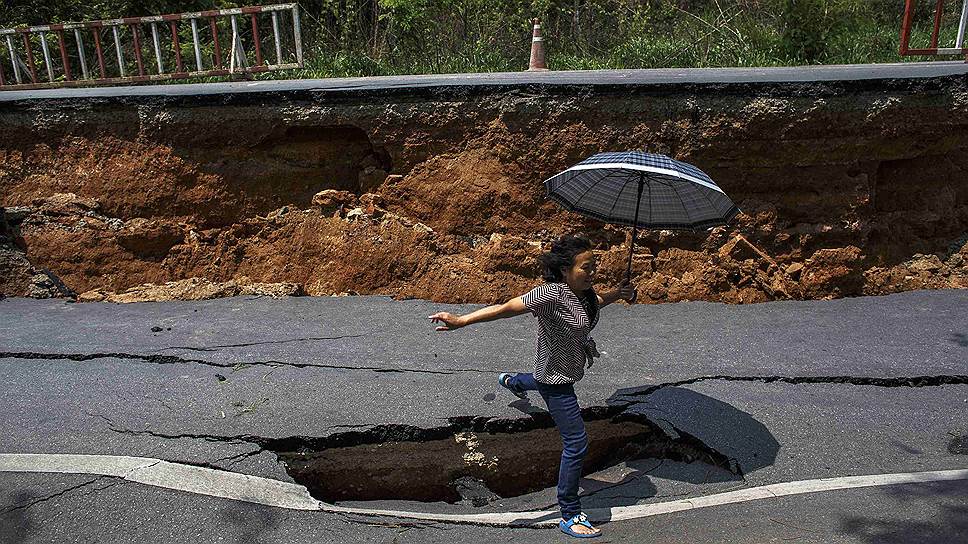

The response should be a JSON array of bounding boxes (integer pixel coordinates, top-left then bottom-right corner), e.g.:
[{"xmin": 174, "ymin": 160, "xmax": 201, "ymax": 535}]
[
  {"xmin": 344, "ymin": 207, "xmax": 366, "ymax": 222},
  {"xmin": 77, "ymin": 277, "xmax": 303, "ymax": 303},
  {"xmin": 239, "ymin": 282, "xmax": 304, "ymax": 297},
  {"xmin": 311, "ymin": 189, "xmax": 356, "ymax": 215},
  {"xmin": 31, "ymin": 192, "xmax": 100, "ymax": 214},
  {"xmin": 453, "ymin": 476, "xmax": 501, "ymax": 507},
  {"xmin": 907, "ymin": 254, "xmax": 944, "ymax": 273},
  {"xmin": 785, "ymin": 262, "xmax": 804, "ymax": 276},
  {"xmin": 358, "ymin": 192, "xmax": 385, "ymax": 216},
  {"xmin": 28, "ymin": 271, "xmax": 76, "ymax": 299},
  {"xmin": 77, "ymin": 289, "xmax": 109, "ymax": 302},
  {"xmin": 412, "ymin": 222, "xmax": 434, "ymax": 234}
]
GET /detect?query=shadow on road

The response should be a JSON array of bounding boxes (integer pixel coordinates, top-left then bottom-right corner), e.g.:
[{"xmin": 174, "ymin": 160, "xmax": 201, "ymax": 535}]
[
  {"xmin": 0, "ymin": 491, "xmax": 38, "ymax": 544},
  {"xmin": 513, "ymin": 384, "xmax": 780, "ymax": 522},
  {"xmin": 217, "ymin": 500, "xmax": 282, "ymax": 544},
  {"xmin": 839, "ymin": 480, "xmax": 968, "ymax": 544},
  {"xmin": 588, "ymin": 385, "xmax": 779, "ymax": 523},
  {"xmin": 607, "ymin": 384, "xmax": 781, "ymax": 475}
]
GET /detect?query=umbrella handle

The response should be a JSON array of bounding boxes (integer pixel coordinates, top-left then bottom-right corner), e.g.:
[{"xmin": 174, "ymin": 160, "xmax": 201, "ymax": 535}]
[{"xmin": 621, "ymin": 271, "xmax": 638, "ymax": 304}]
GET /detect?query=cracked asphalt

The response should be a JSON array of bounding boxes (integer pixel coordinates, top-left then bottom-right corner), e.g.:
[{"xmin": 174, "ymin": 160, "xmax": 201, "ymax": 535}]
[{"xmin": 1, "ymin": 289, "xmax": 967, "ymax": 543}]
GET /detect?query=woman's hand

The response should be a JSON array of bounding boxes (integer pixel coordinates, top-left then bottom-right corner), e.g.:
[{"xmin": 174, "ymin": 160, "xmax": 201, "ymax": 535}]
[
  {"xmin": 428, "ymin": 312, "xmax": 465, "ymax": 331},
  {"xmin": 618, "ymin": 280, "xmax": 637, "ymax": 303}
]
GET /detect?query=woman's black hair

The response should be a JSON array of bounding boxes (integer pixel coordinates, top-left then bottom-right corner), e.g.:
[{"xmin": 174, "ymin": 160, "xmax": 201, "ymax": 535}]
[{"xmin": 538, "ymin": 234, "xmax": 598, "ymax": 325}]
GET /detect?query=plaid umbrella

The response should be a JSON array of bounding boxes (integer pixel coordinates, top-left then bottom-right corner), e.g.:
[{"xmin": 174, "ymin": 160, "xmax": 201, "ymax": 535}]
[{"xmin": 544, "ymin": 151, "xmax": 740, "ymax": 300}]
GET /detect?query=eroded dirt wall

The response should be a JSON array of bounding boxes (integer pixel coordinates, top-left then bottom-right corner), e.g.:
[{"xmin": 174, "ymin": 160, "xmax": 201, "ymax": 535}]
[{"xmin": 1, "ymin": 77, "xmax": 967, "ymax": 304}]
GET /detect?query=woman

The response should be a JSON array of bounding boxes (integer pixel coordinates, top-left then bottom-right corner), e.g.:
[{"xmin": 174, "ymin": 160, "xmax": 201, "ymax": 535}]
[{"xmin": 428, "ymin": 234, "xmax": 636, "ymax": 538}]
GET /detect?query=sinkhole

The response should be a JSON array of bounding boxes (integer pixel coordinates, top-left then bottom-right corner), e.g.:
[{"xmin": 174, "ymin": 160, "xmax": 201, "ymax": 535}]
[{"xmin": 271, "ymin": 409, "xmax": 739, "ymax": 506}]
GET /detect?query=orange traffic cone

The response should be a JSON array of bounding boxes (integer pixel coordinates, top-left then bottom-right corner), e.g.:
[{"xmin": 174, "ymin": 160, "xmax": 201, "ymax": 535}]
[{"xmin": 527, "ymin": 18, "xmax": 548, "ymax": 71}]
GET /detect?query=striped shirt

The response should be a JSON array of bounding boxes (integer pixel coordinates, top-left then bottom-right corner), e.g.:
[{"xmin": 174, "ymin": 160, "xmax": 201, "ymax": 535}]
[{"xmin": 520, "ymin": 282, "xmax": 600, "ymax": 385}]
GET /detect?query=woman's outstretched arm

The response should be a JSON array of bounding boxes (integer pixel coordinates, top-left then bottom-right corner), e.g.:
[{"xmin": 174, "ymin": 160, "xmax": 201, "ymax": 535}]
[
  {"xmin": 429, "ymin": 296, "xmax": 530, "ymax": 331},
  {"xmin": 597, "ymin": 280, "xmax": 637, "ymax": 309}
]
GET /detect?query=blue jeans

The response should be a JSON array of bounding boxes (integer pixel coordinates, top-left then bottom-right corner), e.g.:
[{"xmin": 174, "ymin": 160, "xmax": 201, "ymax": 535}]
[{"xmin": 506, "ymin": 372, "xmax": 588, "ymax": 519}]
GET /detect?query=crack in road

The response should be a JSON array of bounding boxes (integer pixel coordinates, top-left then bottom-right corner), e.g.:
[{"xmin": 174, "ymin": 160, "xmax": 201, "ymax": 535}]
[
  {"xmin": 333, "ymin": 511, "xmax": 452, "ymax": 531},
  {"xmin": 90, "ymin": 404, "xmax": 741, "ymax": 505},
  {"xmin": 90, "ymin": 411, "xmax": 378, "ymax": 456},
  {"xmin": 0, "ymin": 351, "xmax": 493, "ymax": 375},
  {"xmin": 610, "ymin": 373, "xmax": 968, "ymax": 405},
  {"xmin": 147, "ymin": 334, "xmax": 369, "ymax": 353},
  {"xmin": 66, "ymin": 371, "xmax": 967, "ymax": 506},
  {"xmin": 4, "ymin": 351, "xmax": 963, "ymax": 385},
  {"xmin": 0, "ymin": 476, "xmax": 113, "ymax": 516}
]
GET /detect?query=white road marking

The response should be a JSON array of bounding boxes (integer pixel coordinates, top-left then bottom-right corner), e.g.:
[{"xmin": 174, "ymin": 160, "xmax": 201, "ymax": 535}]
[
  {"xmin": 0, "ymin": 453, "xmax": 318, "ymax": 510},
  {"xmin": 1, "ymin": 453, "xmax": 966, "ymax": 526}
]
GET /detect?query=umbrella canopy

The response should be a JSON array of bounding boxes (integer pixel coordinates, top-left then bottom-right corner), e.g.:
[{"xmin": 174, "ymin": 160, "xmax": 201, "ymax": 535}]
[
  {"xmin": 544, "ymin": 151, "xmax": 739, "ymax": 231},
  {"xmin": 544, "ymin": 151, "xmax": 740, "ymax": 298}
]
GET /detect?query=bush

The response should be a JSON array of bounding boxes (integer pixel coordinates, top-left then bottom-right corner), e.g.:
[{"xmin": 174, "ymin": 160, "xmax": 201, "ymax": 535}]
[{"xmin": 1, "ymin": 0, "xmax": 961, "ymax": 78}]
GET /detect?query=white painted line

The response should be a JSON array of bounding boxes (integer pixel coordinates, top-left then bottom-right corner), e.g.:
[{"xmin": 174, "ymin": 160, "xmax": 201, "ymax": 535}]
[
  {"xmin": 603, "ymin": 469, "xmax": 968, "ymax": 523},
  {"xmin": 0, "ymin": 453, "xmax": 319, "ymax": 510},
  {"xmin": 1, "ymin": 453, "xmax": 966, "ymax": 526}
]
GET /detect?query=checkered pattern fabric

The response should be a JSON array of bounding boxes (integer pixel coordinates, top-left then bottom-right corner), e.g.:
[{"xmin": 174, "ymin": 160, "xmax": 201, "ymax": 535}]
[
  {"xmin": 520, "ymin": 282, "xmax": 599, "ymax": 385},
  {"xmin": 544, "ymin": 151, "xmax": 740, "ymax": 230}
]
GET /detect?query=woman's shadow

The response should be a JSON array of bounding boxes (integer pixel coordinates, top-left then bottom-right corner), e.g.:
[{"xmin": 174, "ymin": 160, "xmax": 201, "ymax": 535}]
[{"xmin": 508, "ymin": 383, "xmax": 780, "ymax": 523}]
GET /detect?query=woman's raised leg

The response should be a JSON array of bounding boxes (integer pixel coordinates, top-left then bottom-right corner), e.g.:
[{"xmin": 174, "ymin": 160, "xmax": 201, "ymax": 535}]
[{"xmin": 505, "ymin": 372, "xmax": 539, "ymax": 393}]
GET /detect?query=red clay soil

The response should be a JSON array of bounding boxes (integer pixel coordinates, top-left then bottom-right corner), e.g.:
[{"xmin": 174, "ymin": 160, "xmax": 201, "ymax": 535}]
[{"xmin": 1, "ymin": 78, "xmax": 967, "ymax": 303}]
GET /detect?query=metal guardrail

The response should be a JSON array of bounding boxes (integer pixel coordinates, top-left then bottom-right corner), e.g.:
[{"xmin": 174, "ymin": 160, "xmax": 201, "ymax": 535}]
[
  {"xmin": 900, "ymin": 0, "xmax": 968, "ymax": 57},
  {"xmin": 0, "ymin": 4, "xmax": 303, "ymax": 90}
]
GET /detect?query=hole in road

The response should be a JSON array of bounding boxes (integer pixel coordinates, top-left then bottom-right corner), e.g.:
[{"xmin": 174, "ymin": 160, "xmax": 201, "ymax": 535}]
[{"xmin": 272, "ymin": 409, "xmax": 738, "ymax": 506}]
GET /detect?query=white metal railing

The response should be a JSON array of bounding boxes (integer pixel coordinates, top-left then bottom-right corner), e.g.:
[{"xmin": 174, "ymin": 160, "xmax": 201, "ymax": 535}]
[
  {"xmin": 900, "ymin": 0, "xmax": 968, "ymax": 56},
  {"xmin": 0, "ymin": 4, "xmax": 303, "ymax": 90}
]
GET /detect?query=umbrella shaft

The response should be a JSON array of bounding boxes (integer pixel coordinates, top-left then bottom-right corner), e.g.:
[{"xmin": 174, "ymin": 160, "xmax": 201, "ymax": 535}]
[
  {"xmin": 626, "ymin": 175, "xmax": 645, "ymax": 283},
  {"xmin": 626, "ymin": 226, "xmax": 637, "ymax": 282}
]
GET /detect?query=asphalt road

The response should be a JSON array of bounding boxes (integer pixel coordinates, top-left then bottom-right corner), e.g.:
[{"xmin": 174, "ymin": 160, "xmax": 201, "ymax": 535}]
[
  {"xmin": 1, "ymin": 61, "xmax": 966, "ymax": 102},
  {"xmin": 1, "ymin": 289, "xmax": 967, "ymax": 542}
]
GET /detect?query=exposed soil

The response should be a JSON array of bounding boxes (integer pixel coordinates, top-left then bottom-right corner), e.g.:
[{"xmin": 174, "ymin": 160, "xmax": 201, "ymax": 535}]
[
  {"xmin": 1, "ymin": 75, "xmax": 967, "ymax": 304},
  {"xmin": 275, "ymin": 409, "xmax": 736, "ymax": 505}
]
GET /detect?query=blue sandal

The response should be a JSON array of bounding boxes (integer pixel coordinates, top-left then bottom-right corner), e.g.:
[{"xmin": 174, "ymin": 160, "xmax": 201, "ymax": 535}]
[
  {"xmin": 559, "ymin": 513, "xmax": 601, "ymax": 538},
  {"xmin": 498, "ymin": 373, "xmax": 527, "ymax": 399}
]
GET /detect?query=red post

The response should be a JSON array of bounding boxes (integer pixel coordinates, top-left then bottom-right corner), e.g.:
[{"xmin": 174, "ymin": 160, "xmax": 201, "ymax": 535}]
[
  {"xmin": 130, "ymin": 24, "xmax": 145, "ymax": 76},
  {"xmin": 169, "ymin": 21, "xmax": 184, "ymax": 72},
  {"xmin": 251, "ymin": 13, "xmax": 263, "ymax": 65},
  {"xmin": 210, "ymin": 17, "xmax": 222, "ymax": 68},
  {"xmin": 900, "ymin": 0, "xmax": 915, "ymax": 55},
  {"xmin": 92, "ymin": 28, "xmax": 107, "ymax": 78},
  {"xmin": 56, "ymin": 30, "xmax": 72, "ymax": 80},
  {"xmin": 930, "ymin": 0, "xmax": 944, "ymax": 49},
  {"xmin": 528, "ymin": 18, "xmax": 547, "ymax": 71},
  {"xmin": 21, "ymin": 33, "xmax": 38, "ymax": 83}
]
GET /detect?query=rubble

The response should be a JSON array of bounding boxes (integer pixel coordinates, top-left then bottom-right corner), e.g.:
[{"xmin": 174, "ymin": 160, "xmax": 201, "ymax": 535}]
[{"xmin": 78, "ymin": 277, "xmax": 303, "ymax": 303}]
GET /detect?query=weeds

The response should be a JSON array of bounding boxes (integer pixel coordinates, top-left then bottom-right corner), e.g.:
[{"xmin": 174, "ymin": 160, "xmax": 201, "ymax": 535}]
[{"xmin": 2, "ymin": 0, "xmax": 964, "ymax": 81}]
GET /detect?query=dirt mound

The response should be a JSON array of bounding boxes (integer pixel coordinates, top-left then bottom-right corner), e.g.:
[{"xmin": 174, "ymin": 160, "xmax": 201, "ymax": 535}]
[
  {"xmin": 0, "ymin": 205, "xmax": 74, "ymax": 299},
  {"xmin": 2, "ymin": 78, "xmax": 967, "ymax": 303}
]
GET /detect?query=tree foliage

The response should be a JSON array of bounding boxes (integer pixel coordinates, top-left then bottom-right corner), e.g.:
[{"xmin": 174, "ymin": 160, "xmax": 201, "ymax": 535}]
[{"xmin": 1, "ymin": 0, "xmax": 961, "ymax": 77}]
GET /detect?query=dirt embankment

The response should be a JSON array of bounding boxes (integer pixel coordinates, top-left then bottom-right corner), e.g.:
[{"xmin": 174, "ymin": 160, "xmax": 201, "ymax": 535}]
[{"xmin": 1, "ymin": 76, "xmax": 967, "ymax": 304}]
